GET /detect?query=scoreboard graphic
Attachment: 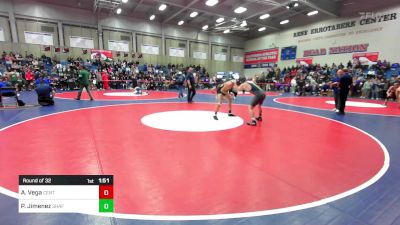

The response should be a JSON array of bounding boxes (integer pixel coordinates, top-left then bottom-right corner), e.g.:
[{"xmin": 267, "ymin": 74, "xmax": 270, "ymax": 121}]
[
  {"xmin": 281, "ymin": 46, "xmax": 297, "ymax": 60},
  {"xmin": 19, "ymin": 175, "xmax": 114, "ymax": 213}
]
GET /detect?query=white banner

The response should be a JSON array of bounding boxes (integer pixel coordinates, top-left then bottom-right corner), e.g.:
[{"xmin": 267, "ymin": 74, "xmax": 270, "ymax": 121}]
[
  {"xmin": 169, "ymin": 47, "xmax": 185, "ymax": 57},
  {"xmin": 108, "ymin": 40, "xmax": 129, "ymax": 52},
  {"xmin": 69, "ymin": 36, "xmax": 94, "ymax": 49},
  {"xmin": 141, "ymin": 44, "xmax": 159, "ymax": 55},
  {"xmin": 193, "ymin": 51, "xmax": 207, "ymax": 60},
  {"xmin": 0, "ymin": 27, "xmax": 5, "ymax": 42},
  {"xmin": 24, "ymin": 31, "xmax": 53, "ymax": 46},
  {"xmin": 214, "ymin": 52, "xmax": 227, "ymax": 61},
  {"xmin": 232, "ymin": 55, "xmax": 244, "ymax": 62}
]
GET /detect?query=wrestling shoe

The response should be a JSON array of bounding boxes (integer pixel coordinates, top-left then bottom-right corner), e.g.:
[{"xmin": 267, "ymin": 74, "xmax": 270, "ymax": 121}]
[
  {"xmin": 213, "ymin": 115, "xmax": 218, "ymax": 120},
  {"xmin": 246, "ymin": 120, "xmax": 257, "ymax": 126}
]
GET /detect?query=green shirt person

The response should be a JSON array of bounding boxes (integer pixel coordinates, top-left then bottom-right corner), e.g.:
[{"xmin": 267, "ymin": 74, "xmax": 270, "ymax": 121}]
[
  {"xmin": 75, "ymin": 66, "xmax": 94, "ymax": 100},
  {"xmin": 78, "ymin": 68, "xmax": 91, "ymax": 86}
]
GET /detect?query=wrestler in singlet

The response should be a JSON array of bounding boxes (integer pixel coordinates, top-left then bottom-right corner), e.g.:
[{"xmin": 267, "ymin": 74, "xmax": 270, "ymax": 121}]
[
  {"xmin": 213, "ymin": 80, "xmax": 237, "ymax": 120},
  {"xmin": 238, "ymin": 80, "xmax": 266, "ymax": 126},
  {"xmin": 248, "ymin": 81, "xmax": 266, "ymax": 107}
]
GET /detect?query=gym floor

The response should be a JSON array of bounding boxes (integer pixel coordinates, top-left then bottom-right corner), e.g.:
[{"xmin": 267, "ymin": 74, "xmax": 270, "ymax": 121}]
[{"xmin": 0, "ymin": 90, "xmax": 399, "ymax": 225}]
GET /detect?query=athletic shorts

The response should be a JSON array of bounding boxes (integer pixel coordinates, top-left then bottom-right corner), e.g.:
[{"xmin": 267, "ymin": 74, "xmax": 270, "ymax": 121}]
[
  {"xmin": 250, "ymin": 92, "xmax": 266, "ymax": 107},
  {"xmin": 217, "ymin": 84, "xmax": 226, "ymax": 96},
  {"xmin": 387, "ymin": 93, "xmax": 397, "ymax": 101}
]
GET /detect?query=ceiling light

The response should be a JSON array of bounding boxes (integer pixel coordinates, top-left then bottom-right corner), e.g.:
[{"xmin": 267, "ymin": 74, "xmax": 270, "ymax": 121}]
[
  {"xmin": 205, "ymin": 0, "xmax": 218, "ymax": 6},
  {"xmin": 116, "ymin": 8, "xmax": 122, "ymax": 14},
  {"xmin": 202, "ymin": 25, "xmax": 209, "ymax": 30},
  {"xmin": 121, "ymin": 0, "xmax": 128, "ymax": 3},
  {"xmin": 178, "ymin": 20, "xmax": 184, "ymax": 25},
  {"xmin": 149, "ymin": 14, "xmax": 155, "ymax": 20},
  {"xmin": 240, "ymin": 20, "xmax": 247, "ymax": 27},
  {"xmin": 258, "ymin": 27, "xmax": 266, "ymax": 32},
  {"xmin": 190, "ymin": 11, "xmax": 198, "ymax": 17},
  {"xmin": 307, "ymin": 10, "xmax": 319, "ymax": 16},
  {"xmin": 223, "ymin": 29, "xmax": 230, "ymax": 34},
  {"xmin": 158, "ymin": 3, "xmax": 167, "ymax": 11},
  {"xmin": 294, "ymin": 2, "xmax": 299, "ymax": 7},
  {"xmin": 216, "ymin": 17, "xmax": 224, "ymax": 23},
  {"xmin": 234, "ymin": 6, "xmax": 247, "ymax": 14},
  {"xmin": 259, "ymin": 13, "xmax": 270, "ymax": 20},
  {"xmin": 280, "ymin": 19, "xmax": 289, "ymax": 25}
]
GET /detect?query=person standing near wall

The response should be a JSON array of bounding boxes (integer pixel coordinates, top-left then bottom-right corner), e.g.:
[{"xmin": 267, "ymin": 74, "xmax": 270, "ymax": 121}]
[
  {"xmin": 101, "ymin": 69, "xmax": 109, "ymax": 90},
  {"xmin": 186, "ymin": 67, "xmax": 196, "ymax": 103},
  {"xmin": 331, "ymin": 72, "xmax": 340, "ymax": 112},
  {"xmin": 175, "ymin": 71, "xmax": 185, "ymax": 99},
  {"xmin": 337, "ymin": 69, "xmax": 352, "ymax": 115},
  {"xmin": 75, "ymin": 65, "xmax": 94, "ymax": 101},
  {"xmin": 25, "ymin": 67, "xmax": 34, "ymax": 91},
  {"xmin": 361, "ymin": 78, "xmax": 371, "ymax": 99}
]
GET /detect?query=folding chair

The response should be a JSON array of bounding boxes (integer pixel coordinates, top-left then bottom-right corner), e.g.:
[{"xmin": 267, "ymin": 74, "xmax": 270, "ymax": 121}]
[{"xmin": 0, "ymin": 87, "xmax": 19, "ymax": 108}]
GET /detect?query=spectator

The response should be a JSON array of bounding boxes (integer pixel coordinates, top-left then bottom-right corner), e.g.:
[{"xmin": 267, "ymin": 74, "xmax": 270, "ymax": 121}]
[
  {"xmin": 371, "ymin": 77, "xmax": 380, "ymax": 100},
  {"xmin": 101, "ymin": 69, "xmax": 109, "ymax": 90},
  {"xmin": 25, "ymin": 67, "xmax": 34, "ymax": 91},
  {"xmin": 361, "ymin": 78, "xmax": 372, "ymax": 99},
  {"xmin": 175, "ymin": 71, "xmax": 185, "ymax": 99}
]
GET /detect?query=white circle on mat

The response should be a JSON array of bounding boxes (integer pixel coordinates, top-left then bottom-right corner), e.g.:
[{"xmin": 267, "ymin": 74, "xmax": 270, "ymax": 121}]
[
  {"xmin": 103, "ymin": 92, "xmax": 149, "ymax": 97},
  {"xmin": 141, "ymin": 110, "xmax": 244, "ymax": 132},
  {"xmin": 325, "ymin": 100, "xmax": 386, "ymax": 108}
]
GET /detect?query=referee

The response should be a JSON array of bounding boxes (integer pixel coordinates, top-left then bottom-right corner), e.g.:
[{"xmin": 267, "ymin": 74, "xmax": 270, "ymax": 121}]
[
  {"xmin": 75, "ymin": 65, "xmax": 94, "ymax": 101},
  {"xmin": 337, "ymin": 69, "xmax": 352, "ymax": 115}
]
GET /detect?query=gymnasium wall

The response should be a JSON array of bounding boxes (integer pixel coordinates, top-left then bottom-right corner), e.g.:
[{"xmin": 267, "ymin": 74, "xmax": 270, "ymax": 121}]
[
  {"xmin": 103, "ymin": 30, "xmax": 133, "ymax": 61},
  {"xmin": 165, "ymin": 38, "xmax": 189, "ymax": 65},
  {"xmin": 244, "ymin": 5, "xmax": 400, "ymax": 77},
  {"xmin": 0, "ymin": 16, "xmax": 11, "ymax": 42},
  {"xmin": 0, "ymin": 0, "xmax": 244, "ymax": 75},
  {"xmin": 189, "ymin": 42, "xmax": 209, "ymax": 68},
  {"xmin": 136, "ymin": 34, "xmax": 162, "ymax": 65},
  {"xmin": 231, "ymin": 48, "xmax": 245, "ymax": 74},
  {"xmin": 63, "ymin": 25, "xmax": 99, "ymax": 60}
]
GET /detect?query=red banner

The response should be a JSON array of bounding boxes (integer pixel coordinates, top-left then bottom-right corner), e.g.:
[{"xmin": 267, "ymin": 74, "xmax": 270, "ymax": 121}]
[
  {"xmin": 90, "ymin": 49, "xmax": 113, "ymax": 60},
  {"xmin": 352, "ymin": 52, "xmax": 379, "ymax": 65},
  {"xmin": 244, "ymin": 48, "xmax": 279, "ymax": 65},
  {"xmin": 296, "ymin": 57, "xmax": 313, "ymax": 66}
]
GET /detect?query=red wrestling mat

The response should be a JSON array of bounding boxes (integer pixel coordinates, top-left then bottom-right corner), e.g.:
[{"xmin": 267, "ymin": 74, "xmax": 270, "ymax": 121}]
[
  {"xmin": 55, "ymin": 90, "xmax": 178, "ymax": 101},
  {"xmin": 0, "ymin": 103, "xmax": 386, "ymax": 217},
  {"xmin": 275, "ymin": 97, "xmax": 400, "ymax": 116},
  {"xmin": 197, "ymin": 89, "xmax": 281, "ymax": 96}
]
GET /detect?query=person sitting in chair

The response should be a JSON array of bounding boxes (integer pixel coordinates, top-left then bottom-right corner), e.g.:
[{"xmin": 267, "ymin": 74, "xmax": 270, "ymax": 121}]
[{"xmin": 0, "ymin": 77, "xmax": 21, "ymax": 107}]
